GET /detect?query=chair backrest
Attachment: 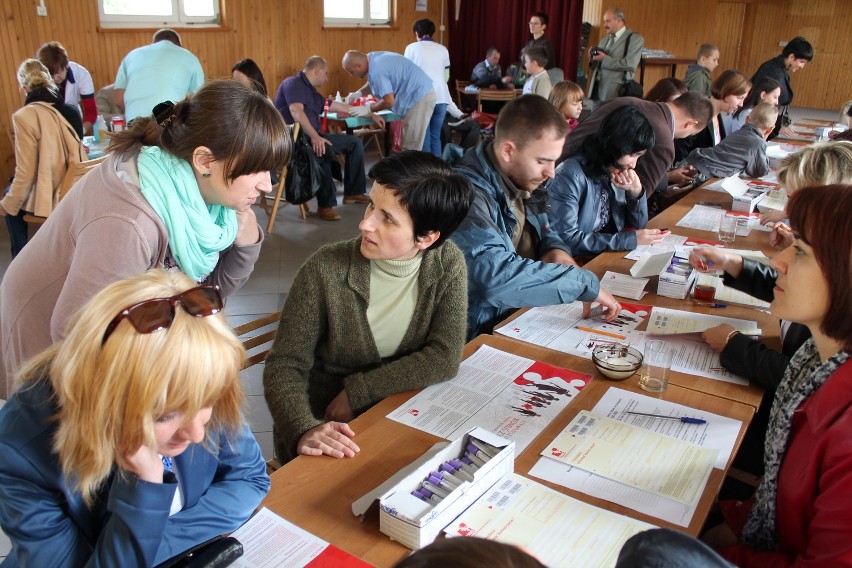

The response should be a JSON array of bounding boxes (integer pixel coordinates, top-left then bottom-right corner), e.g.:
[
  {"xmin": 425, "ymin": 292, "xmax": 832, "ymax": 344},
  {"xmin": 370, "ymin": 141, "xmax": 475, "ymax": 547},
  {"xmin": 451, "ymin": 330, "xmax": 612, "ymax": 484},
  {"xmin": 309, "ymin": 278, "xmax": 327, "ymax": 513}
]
[
  {"xmin": 233, "ymin": 311, "xmax": 282, "ymax": 368},
  {"xmin": 547, "ymin": 68, "xmax": 565, "ymax": 84},
  {"xmin": 455, "ymin": 80, "xmax": 470, "ymax": 108},
  {"xmin": 59, "ymin": 156, "xmax": 108, "ymax": 202},
  {"xmin": 477, "ymin": 89, "xmax": 517, "ymax": 111}
]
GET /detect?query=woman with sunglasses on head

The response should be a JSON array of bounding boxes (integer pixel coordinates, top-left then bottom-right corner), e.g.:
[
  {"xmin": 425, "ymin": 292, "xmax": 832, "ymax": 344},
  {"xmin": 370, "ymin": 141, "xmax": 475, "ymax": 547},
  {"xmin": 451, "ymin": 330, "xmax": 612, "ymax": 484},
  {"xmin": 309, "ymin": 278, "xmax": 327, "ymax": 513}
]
[
  {"xmin": 0, "ymin": 269, "xmax": 268, "ymax": 567},
  {"xmin": 548, "ymin": 105, "xmax": 668, "ymax": 257},
  {"xmin": 263, "ymin": 151, "xmax": 473, "ymax": 462},
  {"xmin": 0, "ymin": 79, "xmax": 290, "ymax": 399}
]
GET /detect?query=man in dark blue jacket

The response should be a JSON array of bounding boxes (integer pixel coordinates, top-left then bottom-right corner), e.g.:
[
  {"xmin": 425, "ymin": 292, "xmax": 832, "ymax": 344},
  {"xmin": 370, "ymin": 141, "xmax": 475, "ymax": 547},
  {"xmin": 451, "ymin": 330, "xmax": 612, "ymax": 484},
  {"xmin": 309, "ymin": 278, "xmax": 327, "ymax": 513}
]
[{"xmin": 449, "ymin": 95, "xmax": 620, "ymax": 339}]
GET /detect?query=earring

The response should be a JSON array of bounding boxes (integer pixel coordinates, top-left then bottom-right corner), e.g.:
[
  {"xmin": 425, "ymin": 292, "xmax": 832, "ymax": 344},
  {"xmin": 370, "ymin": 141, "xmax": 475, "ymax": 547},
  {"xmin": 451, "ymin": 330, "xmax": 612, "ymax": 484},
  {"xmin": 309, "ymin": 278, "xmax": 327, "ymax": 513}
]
[{"xmin": 202, "ymin": 172, "xmax": 211, "ymax": 178}]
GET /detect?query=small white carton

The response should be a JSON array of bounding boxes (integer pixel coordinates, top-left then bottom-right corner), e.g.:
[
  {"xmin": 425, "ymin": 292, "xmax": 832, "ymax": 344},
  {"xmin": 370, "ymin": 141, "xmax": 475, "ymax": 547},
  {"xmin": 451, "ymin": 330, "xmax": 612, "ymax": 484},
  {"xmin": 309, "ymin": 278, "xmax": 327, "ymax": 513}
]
[
  {"xmin": 352, "ymin": 427, "xmax": 514, "ymax": 550},
  {"xmin": 657, "ymin": 265, "xmax": 697, "ymax": 300},
  {"xmin": 731, "ymin": 187, "xmax": 768, "ymax": 213}
]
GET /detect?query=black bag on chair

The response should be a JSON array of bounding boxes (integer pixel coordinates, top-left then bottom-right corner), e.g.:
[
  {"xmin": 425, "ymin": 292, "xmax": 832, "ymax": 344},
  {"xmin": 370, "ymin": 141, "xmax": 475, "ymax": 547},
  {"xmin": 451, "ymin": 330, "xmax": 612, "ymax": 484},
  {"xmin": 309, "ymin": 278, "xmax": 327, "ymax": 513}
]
[
  {"xmin": 284, "ymin": 132, "xmax": 324, "ymax": 205},
  {"xmin": 617, "ymin": 33, "xmax": 644, "ymax": 98}
]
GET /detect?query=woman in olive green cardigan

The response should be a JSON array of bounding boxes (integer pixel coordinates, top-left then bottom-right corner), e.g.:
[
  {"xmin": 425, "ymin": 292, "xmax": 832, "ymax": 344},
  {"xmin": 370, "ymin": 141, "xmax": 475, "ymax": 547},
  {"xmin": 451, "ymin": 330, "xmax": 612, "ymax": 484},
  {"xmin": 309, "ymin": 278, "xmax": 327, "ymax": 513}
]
[{"xmin": 263, "ymin": 151, "xmax": 473, "ymax": 462}]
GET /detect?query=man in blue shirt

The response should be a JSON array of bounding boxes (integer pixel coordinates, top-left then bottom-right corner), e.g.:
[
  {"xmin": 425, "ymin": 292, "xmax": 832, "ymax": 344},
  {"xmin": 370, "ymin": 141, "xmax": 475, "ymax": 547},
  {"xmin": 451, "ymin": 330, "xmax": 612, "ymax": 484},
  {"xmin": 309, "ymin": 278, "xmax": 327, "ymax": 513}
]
[
  {"xmin": 342, "ymin": 50, "xmax": 436, "ymax": 151},
  {"xmin": 275, "ymin": 56, "xmax": 382, "ymax": 220},
  {"xmin": 449, "ymin": 95, "xmax": 621, "ymax": 339},
  {"xmin": 114, "ymin": 29, "xmax": 204, "ymax": 122}
]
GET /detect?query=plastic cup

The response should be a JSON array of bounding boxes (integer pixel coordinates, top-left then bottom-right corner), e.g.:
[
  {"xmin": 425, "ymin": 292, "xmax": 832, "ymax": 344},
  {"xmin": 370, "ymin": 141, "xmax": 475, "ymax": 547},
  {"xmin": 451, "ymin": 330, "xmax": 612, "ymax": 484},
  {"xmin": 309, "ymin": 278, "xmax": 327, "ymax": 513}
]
[
  {"xmin": 639, "ymin": 340, "xmax": 673, "ymax": 393},
  {"xmin": 718, "ymin": 212, "xmax": 737, "ymax": 244}
]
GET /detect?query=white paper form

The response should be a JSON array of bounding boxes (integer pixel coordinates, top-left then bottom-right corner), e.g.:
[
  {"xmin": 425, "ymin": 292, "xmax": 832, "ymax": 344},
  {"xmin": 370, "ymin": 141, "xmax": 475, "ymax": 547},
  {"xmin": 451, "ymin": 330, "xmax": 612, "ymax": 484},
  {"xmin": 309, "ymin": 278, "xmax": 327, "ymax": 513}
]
[
  {"xmin": 647, "ymin": 306, "xmax": 759, "ymax": 336},
  {"xmin": 543, "ymin": 411, "xmax": 718, "ymax": 506},
  {"xmin": 230, "ymin": 508, "xmax": 369, "ymax": 568},
  {"xmin": 494, "ymin": 301, "xmax": 650, "ymax": 359},
  {"xmin": 675, "ymin": 204, "xmax": 725, "ymax": 233},
  {"xmin": 695, "ymin": 272, "xmax": 770, "ymax": 310},
  {"xmin": 601, "ymin": 271, "xmax": 649, "ymax": 300},
  {"xmin": 624, "ymin": 233, "xmax": 688, "ymax": 261},
  {"xmin": 387, "ymin": 345, "xmax": 591, "ymax": 453},
  {"xmin": 666, "ymin": 335, "xmax": 749, "ymax": 384},
  {"xmin": 444, "ymin": 473, "xmax": 656, "ymax": 568}
]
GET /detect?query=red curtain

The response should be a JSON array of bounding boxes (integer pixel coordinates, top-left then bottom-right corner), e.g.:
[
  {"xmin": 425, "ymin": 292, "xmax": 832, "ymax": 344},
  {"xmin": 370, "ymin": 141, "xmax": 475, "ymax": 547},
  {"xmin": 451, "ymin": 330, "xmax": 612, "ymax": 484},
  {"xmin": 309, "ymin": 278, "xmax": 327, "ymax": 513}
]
[{"xmin": 448, "ymin": 0, "xmax": 584, "ymax": 86}]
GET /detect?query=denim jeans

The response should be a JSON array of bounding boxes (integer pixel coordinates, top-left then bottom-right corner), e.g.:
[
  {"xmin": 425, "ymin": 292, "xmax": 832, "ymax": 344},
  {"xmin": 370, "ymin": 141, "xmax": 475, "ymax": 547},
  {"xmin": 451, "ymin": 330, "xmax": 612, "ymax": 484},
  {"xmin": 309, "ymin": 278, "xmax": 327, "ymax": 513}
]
[{"xmin": 423, "ymin": 103, "xmax": 448, "ymax": 157}]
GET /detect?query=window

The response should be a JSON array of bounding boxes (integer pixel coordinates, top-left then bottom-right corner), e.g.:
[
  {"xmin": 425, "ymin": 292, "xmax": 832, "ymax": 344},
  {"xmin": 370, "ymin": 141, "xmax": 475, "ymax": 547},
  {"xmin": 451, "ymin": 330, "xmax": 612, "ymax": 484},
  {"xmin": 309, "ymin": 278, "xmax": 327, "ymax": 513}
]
[
  {"xmin": 324, "ymin": 0, "xmax": 391, "ymax": 27},
  {"xmin": 98, "ymin": 0, "xmax": 220, "ymax": 28}
]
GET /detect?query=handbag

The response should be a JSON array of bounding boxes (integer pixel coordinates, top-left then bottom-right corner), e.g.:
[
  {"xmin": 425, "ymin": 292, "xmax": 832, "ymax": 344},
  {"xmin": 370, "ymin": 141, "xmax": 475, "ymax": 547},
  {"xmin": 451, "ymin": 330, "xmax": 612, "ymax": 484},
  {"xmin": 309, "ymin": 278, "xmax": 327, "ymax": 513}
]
[
  {"xmin": 617, "ymin": 33, "xmax": 644, "ymax": 98},
  {"xmin": 155, "ymin": 536, "xmax": 244, "ymax": 568},
  {"xmin": 284, "ymin": 131, "xmax": 325, "ymax": 205}
]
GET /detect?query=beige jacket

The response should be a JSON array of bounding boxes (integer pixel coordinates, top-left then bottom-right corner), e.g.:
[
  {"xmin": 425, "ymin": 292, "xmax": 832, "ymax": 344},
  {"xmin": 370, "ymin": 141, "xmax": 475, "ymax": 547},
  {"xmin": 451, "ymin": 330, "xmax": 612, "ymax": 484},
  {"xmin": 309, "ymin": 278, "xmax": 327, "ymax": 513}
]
[{"xmin": 3, "ymin": 102, "xmax": 86, "ymax": 217}]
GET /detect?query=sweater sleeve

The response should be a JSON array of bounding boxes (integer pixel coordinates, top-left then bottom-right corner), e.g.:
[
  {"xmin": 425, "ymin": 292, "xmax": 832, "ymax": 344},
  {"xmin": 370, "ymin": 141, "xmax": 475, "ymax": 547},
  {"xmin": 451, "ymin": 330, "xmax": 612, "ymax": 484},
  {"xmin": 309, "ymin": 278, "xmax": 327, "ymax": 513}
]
[
  {"xmin": 206, "ymin": 232, "xmax": 263, "ymax": 298},
  {"xmin": 344, "ymin": 244, "xmax": 468, "ymax": 414},
  {"xmin": 262, "ymin": 256, "xmax": 329, "ymax": 457},
  {"xmin": 722, "ymin": 259, "xmax": 778, "ymax": 302},
  {"xmin": 719, "ymin": 333, "xmax": 788, "ymax": 390}
]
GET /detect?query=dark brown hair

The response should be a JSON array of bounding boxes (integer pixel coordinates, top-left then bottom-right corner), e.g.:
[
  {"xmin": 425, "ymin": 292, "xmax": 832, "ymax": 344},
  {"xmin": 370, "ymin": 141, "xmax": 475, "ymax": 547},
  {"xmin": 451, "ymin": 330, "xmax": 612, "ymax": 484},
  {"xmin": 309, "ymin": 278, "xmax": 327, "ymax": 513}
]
[
  {"xmin": 109, "ymin": 80, "xmax": 290, "ymax": 182},
  {"xmin": 524, "ymin": 46, "xmax": 548, "ymax": 68},
  {"xmin": 669, "ymin": 91, "xmax": 714, "ymax": 127},
  {"xmin": 394, "ymin": 537, "xmax": 547, "ymax": 568},
  {"xmin": 35, "ymin": 41, "xmax": 69, "ymax": 76},
  {"xmin": 644, "ymin": 77, "xmax": 687, "ymax": 103},
  {"xmin": 787, "ymin": 184, "xmax": 852, "ymax": 350},
  {"xmin": 710, "ymin": 69, "xmax": 750, "ymax": 100},
  {"xmin": 496, "ymin": 94, "xmax": 568, "ymax": 148}
]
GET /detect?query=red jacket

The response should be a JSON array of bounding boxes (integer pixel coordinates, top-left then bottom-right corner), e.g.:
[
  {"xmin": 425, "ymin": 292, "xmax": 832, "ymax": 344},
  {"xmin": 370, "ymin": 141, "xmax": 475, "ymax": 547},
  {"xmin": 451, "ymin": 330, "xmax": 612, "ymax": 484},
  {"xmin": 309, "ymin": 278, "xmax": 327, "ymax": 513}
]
[{"xmin": 720, "ymin": 358, "xmax": 852, "ymax": 566}]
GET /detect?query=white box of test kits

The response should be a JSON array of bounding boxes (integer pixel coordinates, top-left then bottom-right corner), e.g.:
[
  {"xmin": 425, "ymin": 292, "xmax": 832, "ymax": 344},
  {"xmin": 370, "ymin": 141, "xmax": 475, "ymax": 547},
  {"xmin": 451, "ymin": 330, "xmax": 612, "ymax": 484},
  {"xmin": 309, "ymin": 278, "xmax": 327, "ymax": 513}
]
[{"xmin": 352, "ymin": 427, "xmax": 514, "ymax": 550}]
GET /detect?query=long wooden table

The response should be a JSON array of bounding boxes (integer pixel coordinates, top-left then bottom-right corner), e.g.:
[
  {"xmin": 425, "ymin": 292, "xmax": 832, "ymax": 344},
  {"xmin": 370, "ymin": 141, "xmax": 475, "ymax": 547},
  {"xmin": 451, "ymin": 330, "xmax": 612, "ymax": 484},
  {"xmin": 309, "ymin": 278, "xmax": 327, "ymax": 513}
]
[
  {"xmin": 496, "ymin": 185, "xmax": 775, "ymax": 409},
  {"xmin": 262, "ymin": 333, "xmax": 756, "ymax": 567}
]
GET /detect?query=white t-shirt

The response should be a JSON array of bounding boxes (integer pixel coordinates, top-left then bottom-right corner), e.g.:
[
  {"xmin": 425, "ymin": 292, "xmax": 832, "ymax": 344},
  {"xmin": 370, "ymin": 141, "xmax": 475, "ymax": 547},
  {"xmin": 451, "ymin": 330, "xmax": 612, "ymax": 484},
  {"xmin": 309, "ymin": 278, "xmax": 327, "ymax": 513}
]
[
  {"xmin": 64, "ymin": 61, "xmax": 95, "ymax": 116},
  {"xmin": 404, "ymin": 39, "xmax": 453, "ymax": 105}
]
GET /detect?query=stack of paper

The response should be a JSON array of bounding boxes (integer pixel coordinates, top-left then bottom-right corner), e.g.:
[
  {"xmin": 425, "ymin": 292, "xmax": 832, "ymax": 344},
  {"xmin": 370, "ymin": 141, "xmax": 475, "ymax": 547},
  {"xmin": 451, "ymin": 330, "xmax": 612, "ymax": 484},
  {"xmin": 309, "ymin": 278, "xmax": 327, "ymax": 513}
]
[
  {"xmin": 601, "ymin": 271, "xmax": 649, "ymax": 300},
  {"xmin": 647, "ymin": 306, "xmax": 760, "ymax": 336}
]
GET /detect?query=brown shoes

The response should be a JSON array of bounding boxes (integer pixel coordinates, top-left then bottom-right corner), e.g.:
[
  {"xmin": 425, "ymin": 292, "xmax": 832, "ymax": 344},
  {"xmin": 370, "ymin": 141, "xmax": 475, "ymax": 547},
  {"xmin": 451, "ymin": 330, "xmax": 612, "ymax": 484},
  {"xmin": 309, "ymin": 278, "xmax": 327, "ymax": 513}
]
[
  {"xmin": 317, "ymin": 207, "xmax": 341, "ymax": 221},
  {"xmin": 343, "ymin": 194, "xmax": 370, "ymax": 204}
]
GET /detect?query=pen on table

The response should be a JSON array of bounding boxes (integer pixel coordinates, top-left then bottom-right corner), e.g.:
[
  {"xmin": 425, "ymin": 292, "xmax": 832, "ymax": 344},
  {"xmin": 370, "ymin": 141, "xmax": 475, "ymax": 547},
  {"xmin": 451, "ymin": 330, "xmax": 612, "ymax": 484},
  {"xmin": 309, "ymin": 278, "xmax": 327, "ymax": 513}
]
[
  {"xmin": 576, "ymin": 326, "xmax": 626, "ymax": 340},
  {"xmin": 707, "ymin": 303, "xmax": 727, "ymax": 308},
  {"xmin": 626, "ymin": 411, "xmax": 707, "ymax": 425}
]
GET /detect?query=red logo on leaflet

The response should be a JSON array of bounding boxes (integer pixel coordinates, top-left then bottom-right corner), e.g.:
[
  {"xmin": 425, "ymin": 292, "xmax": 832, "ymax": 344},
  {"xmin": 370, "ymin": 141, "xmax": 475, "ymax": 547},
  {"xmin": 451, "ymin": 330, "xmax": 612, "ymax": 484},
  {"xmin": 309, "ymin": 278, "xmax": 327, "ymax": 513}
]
[
  {"xmin": 551, "ymin": 447, "xmax": 565, "ymax": 458},
  {"xmin": 408, "ymin": 409, "xmax": 419, "ymax": 416},
  {"xmin": 456, "ymin": 523, "xmax": 475, "ymax": 536}
]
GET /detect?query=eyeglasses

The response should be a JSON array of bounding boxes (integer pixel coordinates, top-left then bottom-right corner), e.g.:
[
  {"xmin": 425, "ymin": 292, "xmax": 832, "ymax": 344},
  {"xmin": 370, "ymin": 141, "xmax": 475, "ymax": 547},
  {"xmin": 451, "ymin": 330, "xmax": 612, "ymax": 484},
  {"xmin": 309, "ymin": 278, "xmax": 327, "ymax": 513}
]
[{"xmin": 101, "ymin": 285, "xmax": 223, "ymax": 345}]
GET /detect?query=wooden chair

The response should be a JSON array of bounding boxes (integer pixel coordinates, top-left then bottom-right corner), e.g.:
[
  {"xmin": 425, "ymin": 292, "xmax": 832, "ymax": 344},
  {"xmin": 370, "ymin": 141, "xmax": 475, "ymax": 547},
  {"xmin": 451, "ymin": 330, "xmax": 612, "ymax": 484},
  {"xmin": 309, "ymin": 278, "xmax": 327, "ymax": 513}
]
[
  {"xmin": 455, "ymin": 79, "xmax": 470, "ymax": 108},
  {"xmin": 354, "ymin": 126, "xmax": 385, "ymax": 157},
  {"xmin": 233, "ymin": 310, "xmax": 282, "ymax": 369},
  {"xmin": 23, "ymin": 155, "xmax": 108, "ymax": 225},
  {"xmin": 477, "ymin": 89, "xmax": 517, "ymax": 112},
  {"xmin": 258, "ymin": 123, "xmax": 309, "ymax": 233}
]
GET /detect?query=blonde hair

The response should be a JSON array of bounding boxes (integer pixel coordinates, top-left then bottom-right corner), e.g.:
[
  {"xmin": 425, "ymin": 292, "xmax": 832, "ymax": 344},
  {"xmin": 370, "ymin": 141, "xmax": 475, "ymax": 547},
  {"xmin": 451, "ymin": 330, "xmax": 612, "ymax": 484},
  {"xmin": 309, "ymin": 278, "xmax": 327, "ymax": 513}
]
[
  {"xmin": 840, "ymin": 100, "xmax": 852, "ymax": 127},
  {"xmin": 747, "ymin": 102, "xmax": 779, "ymax": 130},
  {"xmin": 777, "ymin": 141, "xmax": 852, "ymax": 193},
  {"xmin": 16, "ymin": 58, "xmax": 55, "ymax": 92},
  {"xmin": 548, "ymin": 81, "xmax": 584, "ymax": 115},
  {"xmin": 18, "ymin": 269, "xmax": 246, "ymax": 506}
]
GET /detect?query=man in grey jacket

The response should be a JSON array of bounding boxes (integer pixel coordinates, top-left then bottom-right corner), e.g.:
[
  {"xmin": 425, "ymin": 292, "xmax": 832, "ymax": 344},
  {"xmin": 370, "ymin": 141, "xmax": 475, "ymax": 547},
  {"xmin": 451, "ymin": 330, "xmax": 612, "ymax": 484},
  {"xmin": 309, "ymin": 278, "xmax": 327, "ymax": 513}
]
[{"xmin": 588, "ymin": 7, "xmax": 644, "ymax": 108}]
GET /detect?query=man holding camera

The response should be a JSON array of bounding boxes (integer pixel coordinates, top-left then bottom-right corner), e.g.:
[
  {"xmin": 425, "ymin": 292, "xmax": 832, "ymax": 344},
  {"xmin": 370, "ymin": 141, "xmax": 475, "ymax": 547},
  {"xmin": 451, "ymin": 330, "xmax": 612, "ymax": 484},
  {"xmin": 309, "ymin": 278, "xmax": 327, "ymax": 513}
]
[{"xmin": 587, "ymin": 7, "xmax": 644, "ymax": 109}]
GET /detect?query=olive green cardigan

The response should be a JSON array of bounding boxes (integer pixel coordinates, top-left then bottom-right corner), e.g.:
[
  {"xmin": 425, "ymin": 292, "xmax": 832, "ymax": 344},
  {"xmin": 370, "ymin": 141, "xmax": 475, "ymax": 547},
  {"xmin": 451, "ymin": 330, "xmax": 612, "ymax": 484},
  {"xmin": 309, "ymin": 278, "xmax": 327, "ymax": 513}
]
[{"xmin": 263, "ymin": 237, "xmax": 468, "ymax": 461}]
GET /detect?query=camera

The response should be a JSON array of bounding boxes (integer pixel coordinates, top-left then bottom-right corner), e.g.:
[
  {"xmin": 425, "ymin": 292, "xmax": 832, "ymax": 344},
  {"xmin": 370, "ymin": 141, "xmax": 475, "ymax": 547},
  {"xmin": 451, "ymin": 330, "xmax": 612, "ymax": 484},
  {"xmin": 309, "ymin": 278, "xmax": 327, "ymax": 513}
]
[{"xmin": 590, "ymin": 47, "xmax": 608, "ymax": 57}]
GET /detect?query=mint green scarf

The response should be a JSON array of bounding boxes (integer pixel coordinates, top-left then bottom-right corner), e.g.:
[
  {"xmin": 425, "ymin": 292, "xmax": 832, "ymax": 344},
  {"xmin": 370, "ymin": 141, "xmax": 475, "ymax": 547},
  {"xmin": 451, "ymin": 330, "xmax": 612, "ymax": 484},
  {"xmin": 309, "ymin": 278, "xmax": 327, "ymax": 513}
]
[{"xmin": 137, "ymin": 146, "xmax": 238, "ymax": 281}]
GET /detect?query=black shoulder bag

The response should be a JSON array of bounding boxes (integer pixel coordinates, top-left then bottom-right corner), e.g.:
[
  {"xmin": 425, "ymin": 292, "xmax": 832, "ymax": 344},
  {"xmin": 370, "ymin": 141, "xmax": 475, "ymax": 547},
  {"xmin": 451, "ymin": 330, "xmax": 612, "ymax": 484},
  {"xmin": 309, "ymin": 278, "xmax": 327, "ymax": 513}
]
[{"xmin": 617, "ymin": 33, "xmax": 644, "ymax": 98}]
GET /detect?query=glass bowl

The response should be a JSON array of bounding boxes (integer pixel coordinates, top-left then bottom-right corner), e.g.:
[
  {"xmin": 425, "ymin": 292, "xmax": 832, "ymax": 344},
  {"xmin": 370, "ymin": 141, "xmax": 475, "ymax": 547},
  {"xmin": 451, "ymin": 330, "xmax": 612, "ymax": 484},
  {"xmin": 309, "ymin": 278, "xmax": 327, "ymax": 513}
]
[{"xmin": 591, "ymin": 344, "xmax": 643, "ymax": 380}]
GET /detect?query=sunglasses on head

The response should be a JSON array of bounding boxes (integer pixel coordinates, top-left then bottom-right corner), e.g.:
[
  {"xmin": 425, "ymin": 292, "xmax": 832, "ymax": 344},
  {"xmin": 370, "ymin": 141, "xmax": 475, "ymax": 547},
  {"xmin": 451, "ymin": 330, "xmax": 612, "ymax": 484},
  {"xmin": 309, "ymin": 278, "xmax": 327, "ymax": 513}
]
[{"xmin": 101, "ymin": 285, "xmax": 223, "ymax": 345}]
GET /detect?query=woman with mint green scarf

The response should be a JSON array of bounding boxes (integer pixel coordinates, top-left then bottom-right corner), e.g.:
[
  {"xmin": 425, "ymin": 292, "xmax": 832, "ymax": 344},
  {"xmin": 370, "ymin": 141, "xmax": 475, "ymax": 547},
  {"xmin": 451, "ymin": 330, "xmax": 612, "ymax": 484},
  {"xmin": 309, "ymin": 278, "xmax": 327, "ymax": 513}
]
[{"xmin": 0, "ymin": 79, "xmax": 291, "ymax": 394}]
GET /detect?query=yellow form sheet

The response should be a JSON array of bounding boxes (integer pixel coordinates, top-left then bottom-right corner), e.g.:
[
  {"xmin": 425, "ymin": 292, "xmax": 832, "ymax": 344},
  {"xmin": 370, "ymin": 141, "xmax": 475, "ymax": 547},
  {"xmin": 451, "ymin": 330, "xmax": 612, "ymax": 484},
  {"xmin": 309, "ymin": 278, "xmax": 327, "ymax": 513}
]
[
  {"xmin": 542, "ymin": 411, "xmax": 717, "ymax": 506},
  {"xmin": 444, "ymin": 473, "xmax": 655, "ymax": 568}
]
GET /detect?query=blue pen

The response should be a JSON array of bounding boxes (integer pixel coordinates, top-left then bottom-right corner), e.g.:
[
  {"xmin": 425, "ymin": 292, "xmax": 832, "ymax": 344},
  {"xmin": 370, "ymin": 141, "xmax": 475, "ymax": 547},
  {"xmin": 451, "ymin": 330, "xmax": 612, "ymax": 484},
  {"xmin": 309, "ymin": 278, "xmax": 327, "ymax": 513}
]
[{"xmin": 626, "ymin": 411, "xmax": 706, "ymax": 425}]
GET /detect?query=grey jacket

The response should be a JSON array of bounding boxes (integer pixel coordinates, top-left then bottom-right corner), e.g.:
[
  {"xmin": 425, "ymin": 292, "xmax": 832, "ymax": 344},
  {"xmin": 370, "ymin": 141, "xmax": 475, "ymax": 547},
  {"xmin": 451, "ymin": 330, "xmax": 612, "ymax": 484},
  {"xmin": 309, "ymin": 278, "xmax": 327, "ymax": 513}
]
[
  {"xmin": 589, "ymin": 29, "xmax": 644, "ymax": 102},
  {"xmin": 686, "ymin": 123, "xmax": 769, "ymax": 179}
]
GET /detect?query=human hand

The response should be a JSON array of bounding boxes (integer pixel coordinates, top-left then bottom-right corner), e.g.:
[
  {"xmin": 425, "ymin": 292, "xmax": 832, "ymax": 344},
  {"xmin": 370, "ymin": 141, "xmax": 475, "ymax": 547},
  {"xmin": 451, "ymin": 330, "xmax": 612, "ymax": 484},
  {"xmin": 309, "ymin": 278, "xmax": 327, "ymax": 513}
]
[
  {"xmin": 636, "ymin": 228, "xmax": 669, "ymax": 246},
  {"xmin": 591, "ymin": 52, "xmax": 607, "ymax": 62},
  {"xmin": 234, "ymin": 208, "xmax": 262, "ymax": 246},
  {"xmin": 297, "ymin": 422, "xmax": 360, "ymax": 458},
  {"xmin": 310, "ymin": 133, "xmax": 332, "ymax": 157},
  {"xmin": 345, "ymin": 90, "xmax": 362, "ymax": 104},
  {"xmin": 702, "ymin": 324, "xmax": 737, "ymax": 352},
  {"xmin": 689, "ymin": 247, "xmax": 742, "ymax": 275},
  {"xmin": 120, "ymin": 444, "xmax": 164, "ymax": 483},
  {"xmin": 760, "ymin": 210, "xmax": 784, "ymax": 226},
  {"xmin": 324, "ymin": 389, "xmax": 354, "ymax": 423},
  {"xmin": 779, "ymin": 126, "xmax": 796, "ymax": 138},
  {"xmin": 769, "ymin": 221, "xmax": 793, "ymax": 249},
  {"xmin": 371, "ymin": 113, "xmax": 386, "ymax": 129},
  {"xmin": 540, "ymin": 248, "xmax": 579, "ymax": 268},
  {"xmin": 592, "ymin": 288, "xmax": 621, "ymax": 322},
  {"xmin": 667, "ymin": 166, "xmax": 697, "ymax": 186},
  {"xmin": 611, "ymin": 168, "xmax": 642, "ymax": 196},
  {"xmin": 0, "ymin": 204, "xmax": 8, "ymax": 217}
]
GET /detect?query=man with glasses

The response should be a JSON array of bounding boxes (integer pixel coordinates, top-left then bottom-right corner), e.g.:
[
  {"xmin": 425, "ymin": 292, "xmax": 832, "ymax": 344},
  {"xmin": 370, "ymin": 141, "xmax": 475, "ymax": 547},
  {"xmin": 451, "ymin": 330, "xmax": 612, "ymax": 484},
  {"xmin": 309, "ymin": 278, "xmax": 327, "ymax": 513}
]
[
  {"xmin": 521, "ymin": 12, "xmax": 557, "ymax": 70},
  {"xmin": 588, "ymin": 7, "xmax": 644, "ymax": 109}
]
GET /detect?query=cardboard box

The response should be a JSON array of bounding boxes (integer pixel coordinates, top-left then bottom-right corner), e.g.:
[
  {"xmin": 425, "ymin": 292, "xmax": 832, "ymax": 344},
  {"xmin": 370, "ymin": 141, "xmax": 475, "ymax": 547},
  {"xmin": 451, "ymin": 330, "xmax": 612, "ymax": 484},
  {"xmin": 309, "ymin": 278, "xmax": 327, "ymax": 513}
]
[
  {"xmin": 352, "ymin": 427, "xmax": 514, "ymax": 550},
  {"xmin": 731, "ymin": 187, "xmax": 768, "ymax": 213},
  {"xmin": 657, "ymin": 265, "xmax": 697, "ymax": 300}
]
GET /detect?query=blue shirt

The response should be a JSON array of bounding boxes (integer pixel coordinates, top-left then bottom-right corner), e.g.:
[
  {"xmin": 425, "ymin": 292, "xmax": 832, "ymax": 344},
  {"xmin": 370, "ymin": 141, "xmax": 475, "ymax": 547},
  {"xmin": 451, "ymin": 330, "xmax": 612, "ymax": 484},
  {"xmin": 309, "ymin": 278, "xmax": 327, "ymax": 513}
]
[
  {"xmin": 114, "ymin": 41, "xmax": 204, "ymax": 121},
  {"xmin": 367, "ymin": 51, "xmax": 433, "ymax": 116},
  {"xmin": 274, "ymin": 71, "xmax": 324, "ymax": 131}
]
